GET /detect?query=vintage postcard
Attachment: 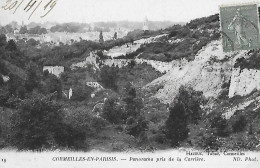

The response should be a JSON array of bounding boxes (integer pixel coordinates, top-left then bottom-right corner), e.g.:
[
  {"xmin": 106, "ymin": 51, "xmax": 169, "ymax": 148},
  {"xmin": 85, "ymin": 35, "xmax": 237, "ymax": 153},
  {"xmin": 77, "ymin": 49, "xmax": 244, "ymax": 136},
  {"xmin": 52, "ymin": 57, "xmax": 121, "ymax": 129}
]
[{"xmin": 0, "ymin": 0, "xmax": 260, "ymax": 168}]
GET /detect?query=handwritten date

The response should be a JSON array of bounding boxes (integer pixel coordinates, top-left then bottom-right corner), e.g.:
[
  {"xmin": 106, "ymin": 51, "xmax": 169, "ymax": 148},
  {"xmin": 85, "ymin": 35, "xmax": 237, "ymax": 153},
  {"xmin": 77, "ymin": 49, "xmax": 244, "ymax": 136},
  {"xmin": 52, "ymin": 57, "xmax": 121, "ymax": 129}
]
[
  {"xmin": 1, "ymin": 158, "xmax": 6, "ymax": 163},
  {"xmin": 1, "ymin": 0, "xmax": 57, "ymax": 20}
]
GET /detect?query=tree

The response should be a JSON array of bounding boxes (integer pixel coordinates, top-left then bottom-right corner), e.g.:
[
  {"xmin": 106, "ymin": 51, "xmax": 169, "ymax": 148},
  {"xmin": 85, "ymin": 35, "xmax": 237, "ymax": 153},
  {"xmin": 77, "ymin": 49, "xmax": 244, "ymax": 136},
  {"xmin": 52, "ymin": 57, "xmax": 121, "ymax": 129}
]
[
  {"xmin": 232, "ymin": 115, "xmax": 247, "ymax": 133},
  {"xmin": 0, "ymin": 61, "xmax": 8, "ymax": 75},
  {"xmin": 4, "ymin": 24, "xmax": 13, "ymax": 33},
  {"xmin": 43, "ymin": 74, "xmax": 63, "ymax": 99},
  {"xmin": 26, "ymin": 38, "xmax": 39, "ymax": 46},
  {"xmin": 99, "ymin": 31, "xmax": 104, "ymax": 44},
  {"xmin": 71, "ymin": 85, "xmax": 92, "ymax": 101},
  {"xmin": 101, "ymin": 98, "xmax": 122, "ymax": 124},
  {"xmin": 125, "ymin": 115, "xmax": 148, "ymax": 140},
  {"xmin": 210, "ymin": 114, "xmax": 229, "ymax": 137},
  {"xmin": 6, "ymin": 40, "xmax": 17, "ymax": 51},
  {"xmin": 99, "ymin": 65, "xmax": 119, "ymax": 90},
  {"xmin": 176, "ymin": 86, "xmax": 204, "ymax": 124},
  {"xmin": 165, "ymin": 103, "xmax": 189, "ymax": 147},
  {"xmin": 122, "ymin": 83, "xmax": 143, "ymax": 118},
  {"xmin": 0, "ymin": 27, "xmax": 7, "ymax": 34},
  {"xmin": 0, "ymin": 76, "xmax": 4, "ymax": 86},
  {"xmin": 10, "ymin": 21, "xmax": 18, "ymax": 29},
  {"xmin": 113, "ymin": 32, "xmax": 117, "ymax": 40},
  {"xmin": 8, "ymin": 73, "xmax": 24, "ymax": 96},
  {"xmin": 25, "ymin": 63, "xmax": 40, "ymax": 92},
  {"xmin": 19, "ymin": 26, "xmax": 28, "ymax": 34},
  {"xmin": 165, "ymin": 86, "xmax": 204, "ymax": 147},
  {"xmin": 28, "ymin": 26, "xmax": 47, "ymax": 34},
  {"xmin": 0, "ymin": 34, "xmax": 7, "ymax": 47},
  {"xmin": 121, "ymin": 83, "xmax": 147, "ymax": 141},
  {"xmin": 10, "ymin": 94, "xmax": 84, "ymax": 150}
]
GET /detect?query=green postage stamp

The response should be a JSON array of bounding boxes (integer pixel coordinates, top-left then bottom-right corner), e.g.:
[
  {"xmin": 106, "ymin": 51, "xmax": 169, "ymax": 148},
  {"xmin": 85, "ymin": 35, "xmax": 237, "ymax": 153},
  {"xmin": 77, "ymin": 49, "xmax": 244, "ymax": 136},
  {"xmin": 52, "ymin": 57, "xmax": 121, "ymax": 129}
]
[{"xmin": 220, "ymin": 3, "xmax": 260, "ymax": 52}]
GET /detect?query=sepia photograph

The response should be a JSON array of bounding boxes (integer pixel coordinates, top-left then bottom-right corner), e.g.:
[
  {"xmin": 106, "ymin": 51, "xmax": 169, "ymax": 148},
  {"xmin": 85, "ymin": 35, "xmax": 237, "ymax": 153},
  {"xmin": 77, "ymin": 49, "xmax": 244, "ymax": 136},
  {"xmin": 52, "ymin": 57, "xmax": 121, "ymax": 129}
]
[{"xmin": 0, "ymin": 0, "xmax": 260, "ymax": 167}]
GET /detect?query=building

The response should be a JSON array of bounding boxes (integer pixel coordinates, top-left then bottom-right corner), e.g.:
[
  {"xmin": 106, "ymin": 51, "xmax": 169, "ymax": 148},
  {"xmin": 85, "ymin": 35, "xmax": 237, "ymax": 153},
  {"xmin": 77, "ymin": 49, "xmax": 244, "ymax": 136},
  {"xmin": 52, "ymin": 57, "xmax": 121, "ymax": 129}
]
[
  {"xmin": 86, "ymin": 82, "xmax": 103, "ymax": 89},
  {"xmin": 143, "ymin": 16, "xmax": 149, "ymax": 31},
  {"xmin": 43, "ymin": 66, "xmax": 64, "ymax": 77},
  {"xmin": 1, "ymin": 75, "xmax": 10, "ymax": 82}
]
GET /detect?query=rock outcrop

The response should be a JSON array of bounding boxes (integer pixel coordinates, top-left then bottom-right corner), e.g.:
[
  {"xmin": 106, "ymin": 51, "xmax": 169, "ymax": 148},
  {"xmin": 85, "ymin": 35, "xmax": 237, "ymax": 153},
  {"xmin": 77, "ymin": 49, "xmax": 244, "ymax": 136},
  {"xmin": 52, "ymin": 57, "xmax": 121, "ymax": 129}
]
[{"xmin": 229, "ymin": 68, "xmax": 260, "ymax": 98}]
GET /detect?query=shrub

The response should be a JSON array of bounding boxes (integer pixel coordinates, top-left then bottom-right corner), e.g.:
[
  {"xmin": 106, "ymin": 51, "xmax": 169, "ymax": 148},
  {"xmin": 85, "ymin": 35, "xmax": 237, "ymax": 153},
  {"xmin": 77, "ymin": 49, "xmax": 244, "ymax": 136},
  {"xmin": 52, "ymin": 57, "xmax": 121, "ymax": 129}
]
[
  {"xmin": 90, "ymin": 117, "xmax": 109, "ymax": 133},
  {"xmin": 99, "ymin": 65, "xmax": 119, "ymax": 90},
  {"xmin": 232, "ymin": 115, "xmax": 247, "ymax": 133},
  {"xmin": 6, "ymin": 40, "xmax": 17, "ymax": 51},
  {"xmin": 71, "ymin": 85, "xmax": 92, "ymax": 102},
  {"xmin": 41, "ymin": 74, "xmax": 63, "ymax": 98},
  {"xmin": 210, "ymin": 114, "xmax": 230, "ymax": 137},
  {"xmin": 188, "ymin": 121, "xmax": 221, "ymax": 150},
  {"xmin": 0, "ymin": 87, "xmax": 9, "ymax": 106},
  {"xmin": 125, "ymin": 116, "xmax": 148, "ymax": 141},
  {"xmin": 0, "ymin": 76, "xmax": 4, "ymax": 86},
  {"xmin": 175, "ymin": 86, "xmax": 205, "ymax": 124},
  {"xmin": 122, "ymin": 84, "xmax": 144, "ymax": 119},
  {"xmin": 10, "ymin": 94, "xmax": 86, "ymax": 150},
  {"xmin": 101, "ymin": 98, "xmax": 123, "ymax": 124},
  {"xmin": 25, "ymin": 63, "xmax": 40, "ymax": 92}
]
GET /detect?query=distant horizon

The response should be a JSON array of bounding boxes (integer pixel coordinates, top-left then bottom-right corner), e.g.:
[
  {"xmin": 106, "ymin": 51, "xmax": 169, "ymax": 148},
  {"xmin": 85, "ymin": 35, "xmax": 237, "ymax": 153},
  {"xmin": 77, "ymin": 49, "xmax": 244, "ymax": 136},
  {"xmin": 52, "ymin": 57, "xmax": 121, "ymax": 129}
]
[
  {"xmin": 0, "ymin": 0, "xmax": 258, "ymax": 26},
  {"xmin": 1, "ymin": 20, "xmax": 186, "ymax": 27}
]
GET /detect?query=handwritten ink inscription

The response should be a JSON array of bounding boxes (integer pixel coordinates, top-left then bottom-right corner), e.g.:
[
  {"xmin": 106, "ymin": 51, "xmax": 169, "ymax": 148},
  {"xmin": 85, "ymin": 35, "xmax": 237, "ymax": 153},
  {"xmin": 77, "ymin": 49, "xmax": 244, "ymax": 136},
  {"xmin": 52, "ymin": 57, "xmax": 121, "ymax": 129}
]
[{"xmin": 1, "ymin": 0, "xmax": 57, "ymax": 20}]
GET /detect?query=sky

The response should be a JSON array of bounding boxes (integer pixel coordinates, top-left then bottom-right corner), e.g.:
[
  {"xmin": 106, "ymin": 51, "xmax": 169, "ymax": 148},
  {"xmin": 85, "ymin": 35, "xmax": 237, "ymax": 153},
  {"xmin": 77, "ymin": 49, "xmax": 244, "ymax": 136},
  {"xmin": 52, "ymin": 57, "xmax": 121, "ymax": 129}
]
[{"xmin": 0, "ymin": 0, "xmax": 259, "ymax": 25}]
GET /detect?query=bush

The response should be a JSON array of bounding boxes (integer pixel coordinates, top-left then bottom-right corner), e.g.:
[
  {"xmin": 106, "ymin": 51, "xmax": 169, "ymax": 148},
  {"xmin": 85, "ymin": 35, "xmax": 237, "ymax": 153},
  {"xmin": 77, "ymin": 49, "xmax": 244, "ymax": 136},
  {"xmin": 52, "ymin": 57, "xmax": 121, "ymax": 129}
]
[
  {"xmin": 0, "ymin": 76, "xmax": 4, "ymax": 86},
  {"xmin": 0, "ymin": 87, "xmax": 9, "ymax": 106},
  {"xmin": 122, "ymin": 84, "xmax": 144, "ymax": 119},
  {"xmin": 188, "ymin": 121, "xmax": 221, "ymax": 150},
  {"xmin": 71, "ymin": 85, "xmax": 92, "ymax": 102},
  {"xmin": 10, "ymin": 94, "xmax": 86, "ymax": 150},
  {"xmin": 25, "ymin": 63, "xmax": 40, "ymax": 92},
  {"xmin": 41, "ymin": 74, "xmax": 63, "ymax": 98},
  {"xmin": 125, "ymin": 116, "xmax": 148, "ymax": 140},
  {"xmin": 90, "ymin": 117, "xmax": 109, "ymax": 133},
  {"xmin": 99, "ymin": 65, "xmax": 119, "ymax": 90},
  {"xmin": 175, "ymin": 86, "xmax": 205, "ymax": 124},
  {"xmin": 101, "ymin": 98, "xmax": 123, "ymax": 124},
  {"xmin": 210, "ymin": 114, "xmax": 230, "ymax": 137},
  {"xmin": 232, "ymin": 115, "xmax": 247, "ymax": 133}
]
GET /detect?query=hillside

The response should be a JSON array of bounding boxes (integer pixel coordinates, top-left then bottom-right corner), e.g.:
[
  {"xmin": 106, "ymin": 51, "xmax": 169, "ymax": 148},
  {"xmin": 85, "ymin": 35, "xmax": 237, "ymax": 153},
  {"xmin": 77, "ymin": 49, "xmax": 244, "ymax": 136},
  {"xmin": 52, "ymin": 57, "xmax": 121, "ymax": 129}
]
[{"xmin": 1, "ymin": 12, "xmax": 260, "ymax": 152}]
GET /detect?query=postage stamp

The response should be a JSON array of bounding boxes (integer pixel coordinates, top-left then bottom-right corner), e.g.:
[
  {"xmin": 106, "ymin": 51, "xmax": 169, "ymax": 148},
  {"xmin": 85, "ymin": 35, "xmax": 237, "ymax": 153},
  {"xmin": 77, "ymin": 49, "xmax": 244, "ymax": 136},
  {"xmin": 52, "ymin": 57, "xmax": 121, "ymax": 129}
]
[{"xmin": 220, "ymin": 3, "xmax": 260, "ymax": 52}]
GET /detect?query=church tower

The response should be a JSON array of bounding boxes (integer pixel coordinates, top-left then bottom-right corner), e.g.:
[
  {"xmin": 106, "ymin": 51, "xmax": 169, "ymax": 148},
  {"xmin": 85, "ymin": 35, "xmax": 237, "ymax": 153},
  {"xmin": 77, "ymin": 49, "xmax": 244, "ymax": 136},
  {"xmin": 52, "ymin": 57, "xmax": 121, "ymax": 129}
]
[{"xmin": 143, "ymin": 16, "xmax": 149, "ymax": 31}]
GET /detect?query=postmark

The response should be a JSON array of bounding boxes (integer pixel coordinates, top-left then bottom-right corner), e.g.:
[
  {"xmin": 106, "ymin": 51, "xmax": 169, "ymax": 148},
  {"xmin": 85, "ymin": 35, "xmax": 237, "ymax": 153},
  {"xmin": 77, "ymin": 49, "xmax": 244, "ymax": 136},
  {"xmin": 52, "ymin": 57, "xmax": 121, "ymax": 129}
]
[{"xmin": 219, "ymin": 3, "xmax": 260, "ymax": 52}]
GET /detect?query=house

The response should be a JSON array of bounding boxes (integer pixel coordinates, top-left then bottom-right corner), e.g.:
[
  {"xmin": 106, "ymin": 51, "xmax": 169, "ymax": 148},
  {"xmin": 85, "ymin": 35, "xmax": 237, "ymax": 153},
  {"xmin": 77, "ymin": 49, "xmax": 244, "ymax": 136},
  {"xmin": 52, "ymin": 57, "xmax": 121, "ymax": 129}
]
[
  {"xmin": 43, "ymin": 66, "xmax": 64, "ymax": 77},
  {"xmin": 6, "ymin": 33, "xmax": 16, "ymax": 41},
  {"xmin": 1, "ymin": 75, "xmax": 10, "ymax": 82},
  {"xmin": 86, "ymin": 82, "xmax": 103, "ymax": 89}
]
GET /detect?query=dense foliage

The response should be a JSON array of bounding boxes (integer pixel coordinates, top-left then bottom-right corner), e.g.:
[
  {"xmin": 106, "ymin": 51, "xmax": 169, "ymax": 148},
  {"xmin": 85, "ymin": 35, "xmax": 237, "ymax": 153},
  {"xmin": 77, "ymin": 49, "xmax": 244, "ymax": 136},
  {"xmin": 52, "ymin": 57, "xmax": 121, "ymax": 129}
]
[
  {"xmin": 9, "ymin": 95, "xmax": 84, "ymax": 150},
  {"xmin": 165, "ymin": 86, "xmax": 204, "ymax": 146}
]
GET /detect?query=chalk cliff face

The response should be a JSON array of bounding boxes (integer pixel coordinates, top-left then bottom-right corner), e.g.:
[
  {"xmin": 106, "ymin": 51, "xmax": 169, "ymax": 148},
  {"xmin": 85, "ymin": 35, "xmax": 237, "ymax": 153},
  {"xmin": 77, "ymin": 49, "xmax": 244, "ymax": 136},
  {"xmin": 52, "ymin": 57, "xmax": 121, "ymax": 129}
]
[
  {"xmin": 146, "ymin": 40, "xmax": 249, "ymax": 104},
  {"xmin": 105, "ymin": 34, "xmax": 168, "ymax": 58},
  {"xmin": 72, "ymin": 52, "xmax": 177, "ymax": 73},
  {"xmin": 103, "ymin": 58, "xmax": 177, "ymax": 73},
  {"xmin": 72, "ymin": 39, "xmax": 260, "ymax": 105},
  {"xmin": 229, "ymin": 68, "xmax": 260, "ymax": 98}
]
